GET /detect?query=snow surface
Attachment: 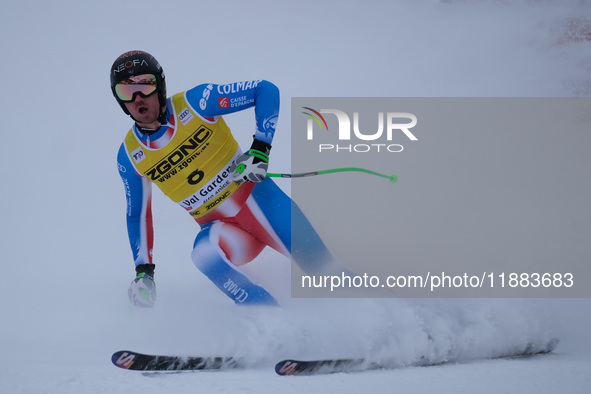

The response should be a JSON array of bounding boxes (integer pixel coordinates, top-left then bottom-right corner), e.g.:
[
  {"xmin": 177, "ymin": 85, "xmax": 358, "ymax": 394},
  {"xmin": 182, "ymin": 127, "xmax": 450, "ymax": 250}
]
[{"xmin": 2, "ymin": 0, "xmax": 591, "ymax": 393}]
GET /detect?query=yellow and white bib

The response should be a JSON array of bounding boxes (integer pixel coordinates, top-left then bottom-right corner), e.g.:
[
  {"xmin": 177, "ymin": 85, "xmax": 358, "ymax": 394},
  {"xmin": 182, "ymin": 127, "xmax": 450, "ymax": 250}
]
[{"xmin": 124, "ymin": 92, "xmax": 241, "ymax": 218}]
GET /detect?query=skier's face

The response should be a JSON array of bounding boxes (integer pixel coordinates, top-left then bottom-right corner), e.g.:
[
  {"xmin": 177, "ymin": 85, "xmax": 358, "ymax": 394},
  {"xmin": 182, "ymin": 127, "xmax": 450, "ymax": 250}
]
[{"xmin": 124, "ymin": 93, "xmax": 162, "ymax": 128}]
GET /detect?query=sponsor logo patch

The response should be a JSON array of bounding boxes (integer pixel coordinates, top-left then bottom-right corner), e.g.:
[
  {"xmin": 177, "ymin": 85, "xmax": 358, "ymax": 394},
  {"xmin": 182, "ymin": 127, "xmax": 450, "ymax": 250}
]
[
  {"xmin": 131, "ymin": 147, "xmax": 146, "ymax": 163},
  {"xmin": 178, "ymin": 108, "xmax": 194, "ymax": 125}
]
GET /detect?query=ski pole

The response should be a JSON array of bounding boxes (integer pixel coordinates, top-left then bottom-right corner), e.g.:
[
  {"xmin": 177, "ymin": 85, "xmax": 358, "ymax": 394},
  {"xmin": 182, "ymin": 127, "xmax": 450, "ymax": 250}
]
[{"xmin": 267, "ymin": 167, "xmax": 397, "ymax": 183}]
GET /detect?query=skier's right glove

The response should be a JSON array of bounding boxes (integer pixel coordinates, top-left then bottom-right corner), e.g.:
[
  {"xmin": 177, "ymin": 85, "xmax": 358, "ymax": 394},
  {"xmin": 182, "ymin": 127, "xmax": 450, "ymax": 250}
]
[
  {"xmin": 128, "ymin": 264, "xmax": 156, "ymax": 308},
  {"xmin": 230, "ymin": 138, "xmax": 271, "ymax": 184}
]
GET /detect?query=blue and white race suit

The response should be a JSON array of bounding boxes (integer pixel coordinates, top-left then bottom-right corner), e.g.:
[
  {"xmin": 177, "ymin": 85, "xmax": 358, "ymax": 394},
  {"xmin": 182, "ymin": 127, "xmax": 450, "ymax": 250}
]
[{"xmin": 117, "ymin": 80, "xmax": 334, "ymax": 305}]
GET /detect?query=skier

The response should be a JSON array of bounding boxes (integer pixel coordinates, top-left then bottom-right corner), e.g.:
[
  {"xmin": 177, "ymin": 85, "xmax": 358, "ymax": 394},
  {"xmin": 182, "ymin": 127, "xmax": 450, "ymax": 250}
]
[{"xmin": 111, "ymin": 50, "xmax": 334, "ymax": 307}]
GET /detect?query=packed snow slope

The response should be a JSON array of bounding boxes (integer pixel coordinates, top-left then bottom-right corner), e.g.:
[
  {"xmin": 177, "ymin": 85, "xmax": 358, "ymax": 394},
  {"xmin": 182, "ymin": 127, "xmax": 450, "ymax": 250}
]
[{"xmin": 1, "ymin": 0, "xmax": 590, "ymax": 393}]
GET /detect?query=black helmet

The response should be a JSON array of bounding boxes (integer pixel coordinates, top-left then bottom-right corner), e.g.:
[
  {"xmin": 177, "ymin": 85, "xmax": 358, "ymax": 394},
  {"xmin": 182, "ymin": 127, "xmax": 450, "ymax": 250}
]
[{"xmin": 110, "ymin": 50, "xmax": 167, "ymax": 116}]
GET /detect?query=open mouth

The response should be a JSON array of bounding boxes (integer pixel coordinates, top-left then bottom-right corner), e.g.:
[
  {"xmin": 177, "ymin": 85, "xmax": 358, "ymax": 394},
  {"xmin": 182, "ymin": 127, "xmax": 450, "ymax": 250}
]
[{"xmin": 138, "ymin": 107, "xmax": 148, "ymax": 114}]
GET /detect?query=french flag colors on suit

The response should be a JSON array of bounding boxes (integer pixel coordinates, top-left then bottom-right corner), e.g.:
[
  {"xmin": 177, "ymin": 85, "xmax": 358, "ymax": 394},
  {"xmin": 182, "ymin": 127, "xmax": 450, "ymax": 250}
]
[{"xmin": 118, "ymin": 80, "xmax": 335, "ymax": 304}]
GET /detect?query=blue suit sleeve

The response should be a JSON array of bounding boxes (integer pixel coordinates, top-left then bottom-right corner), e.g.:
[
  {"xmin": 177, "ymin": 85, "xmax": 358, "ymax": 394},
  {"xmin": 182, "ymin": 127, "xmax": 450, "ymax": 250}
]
[
  {"xmin": 185, "ymin": 80, "xmax": 279, "ymax": 145},
  {"xmin": 117, "ymin": 144, "xmax": 154, "ymax": 267}
]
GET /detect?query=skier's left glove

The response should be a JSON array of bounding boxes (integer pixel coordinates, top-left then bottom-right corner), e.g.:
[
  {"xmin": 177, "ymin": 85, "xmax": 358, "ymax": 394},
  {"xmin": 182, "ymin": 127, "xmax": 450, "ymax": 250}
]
[
  {"xmin": 128, "ymin": 264, "xmax": 157, "ymax": 308},
  {"xmin": 231, "ymin": 138, "xmax": 271, "ymax": 184}
]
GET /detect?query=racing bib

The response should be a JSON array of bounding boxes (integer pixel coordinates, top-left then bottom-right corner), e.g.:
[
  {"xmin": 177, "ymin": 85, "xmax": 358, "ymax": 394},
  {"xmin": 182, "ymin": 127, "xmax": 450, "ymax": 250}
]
[{"xmin": 124, "ymin": 92, "xmax": 240, "ymax": 217}]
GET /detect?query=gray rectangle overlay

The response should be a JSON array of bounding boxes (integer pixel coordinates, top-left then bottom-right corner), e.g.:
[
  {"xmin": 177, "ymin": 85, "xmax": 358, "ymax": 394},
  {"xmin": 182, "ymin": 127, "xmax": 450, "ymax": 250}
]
[{"xmin": 290, "ymin": 98, "xmax": 591, "ymax": 298}]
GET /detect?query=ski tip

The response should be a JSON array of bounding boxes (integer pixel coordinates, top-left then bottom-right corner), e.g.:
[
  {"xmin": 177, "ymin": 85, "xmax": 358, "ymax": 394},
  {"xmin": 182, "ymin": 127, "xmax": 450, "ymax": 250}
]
[
  {"xmin": 275, "ymin": 358, "xmax": 366, "ymax": 376},
  {"xmin": 111, "ymin": 350, "xmax": 138, "ymax": 370},
  {"xmin": 275, "ymin": 360, "xmax": 301, "ymax": 376}
]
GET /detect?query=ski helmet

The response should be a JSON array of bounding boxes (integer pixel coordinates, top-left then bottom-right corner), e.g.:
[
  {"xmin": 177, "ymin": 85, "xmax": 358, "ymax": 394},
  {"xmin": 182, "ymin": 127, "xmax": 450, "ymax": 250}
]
[{"xmin": 110, "ymin": 50, "xmax": 167, "ymax": 116}]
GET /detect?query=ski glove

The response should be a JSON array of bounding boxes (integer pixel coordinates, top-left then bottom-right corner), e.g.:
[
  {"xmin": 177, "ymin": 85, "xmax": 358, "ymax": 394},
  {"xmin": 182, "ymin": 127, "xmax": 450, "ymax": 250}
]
[
  {"xmin": 230, "ymin": 138, "xmax": 271, "ymax": 184},
  {"xmin": 128, "ymin": 264, "xmax": 156, "ymax": 308}
]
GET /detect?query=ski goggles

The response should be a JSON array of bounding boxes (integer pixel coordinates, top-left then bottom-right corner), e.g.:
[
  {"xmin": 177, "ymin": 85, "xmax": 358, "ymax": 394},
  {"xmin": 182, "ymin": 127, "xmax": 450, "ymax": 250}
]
[{"xmin": 114, "ymin": 74, "xmax": 158, "ymax": 102}]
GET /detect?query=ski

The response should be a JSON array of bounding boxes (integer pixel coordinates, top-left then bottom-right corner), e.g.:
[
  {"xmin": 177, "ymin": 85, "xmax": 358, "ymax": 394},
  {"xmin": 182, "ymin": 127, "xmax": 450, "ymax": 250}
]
[
  {"xmin": 111, "ymin": 350, "xmax": 240, "ymax": 372},
  {"xmin": 501, "ymin": 337, "xmax": 559, "ymax": 359},
  {"xmin": 275, "ymin": 338, "xmax": 559, "ymax": 376},
  {"xmin": 275, "ymin": 358, "xmax": 368, "ymax": 376},
  {"xmin": 112, "ymin": 338, "xmax": 558, "ymax": 374}
]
